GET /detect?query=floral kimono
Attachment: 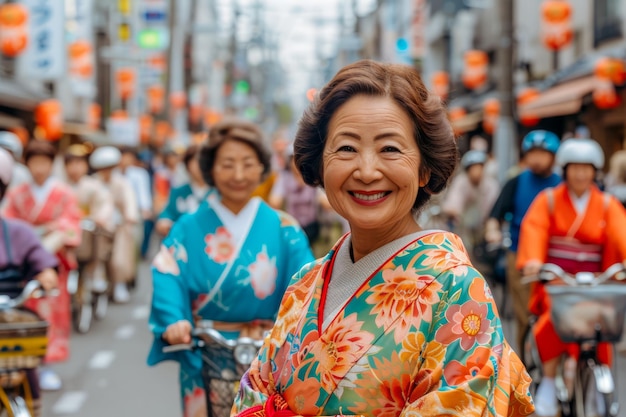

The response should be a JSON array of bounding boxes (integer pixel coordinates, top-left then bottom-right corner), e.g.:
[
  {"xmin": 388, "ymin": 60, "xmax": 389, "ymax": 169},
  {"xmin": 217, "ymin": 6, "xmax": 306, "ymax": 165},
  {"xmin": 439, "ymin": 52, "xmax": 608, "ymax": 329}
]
[
  {"xmin": 233, "ymin": 231, "xmax": 534, "ymax": 417},
  {"xmin": 2, "ymin": 178, "xmax": 82, "ymax": 363},
  {"xmin": 148, "ymin": 196, "xmax": 314, "ymax": 417}
]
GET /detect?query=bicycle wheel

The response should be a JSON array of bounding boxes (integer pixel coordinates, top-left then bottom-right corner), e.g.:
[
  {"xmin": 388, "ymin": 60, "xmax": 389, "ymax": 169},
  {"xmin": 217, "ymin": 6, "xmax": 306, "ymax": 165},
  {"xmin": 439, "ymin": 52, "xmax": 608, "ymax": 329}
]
[{"xmin": 520, "ymin": 323, "xmax": 541, "ymax": 396}]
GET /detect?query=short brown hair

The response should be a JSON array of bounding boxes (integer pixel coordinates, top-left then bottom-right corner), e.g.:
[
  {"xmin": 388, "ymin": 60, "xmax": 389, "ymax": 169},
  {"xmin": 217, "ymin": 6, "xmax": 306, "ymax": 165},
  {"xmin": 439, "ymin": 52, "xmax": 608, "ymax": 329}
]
[
  {"xmin": 24, "ymin": 140, "xmax": 56, "ymax": 163},
  {"xmin": 294, "ymin": 60, "xmax": 458, "ymax": 212},
  {"xmin": 183, "ymin": 144, "xmax": 200, "ymax": 168},
  {"xmin": 198, "ymin": 118, "xmax": 271, "ymax": 186}
]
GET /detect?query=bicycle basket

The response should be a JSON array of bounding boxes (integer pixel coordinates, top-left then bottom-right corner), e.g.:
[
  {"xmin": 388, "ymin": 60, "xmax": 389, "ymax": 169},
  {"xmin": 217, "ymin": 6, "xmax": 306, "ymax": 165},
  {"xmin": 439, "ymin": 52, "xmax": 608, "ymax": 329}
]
[
  {"xmin": 546, "ymin": 284, "xmax": 626, "ymax": 343},
  {"xmin": 199, "ymin": 344, "xmax": 248, "ymax": 417},
  {"xmin": 0, "ymin": 308, "xmax": 48, "ymax": 370}
]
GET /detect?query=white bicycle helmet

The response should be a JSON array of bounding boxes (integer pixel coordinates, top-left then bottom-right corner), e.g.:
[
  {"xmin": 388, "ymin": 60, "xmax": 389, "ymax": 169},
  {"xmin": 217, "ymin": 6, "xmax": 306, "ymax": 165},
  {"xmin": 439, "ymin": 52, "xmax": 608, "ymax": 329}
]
[
  {"xmin": 0, "ymin": 131, "xmax": 23, "ymax": 160},
  {"xmin": 89, "ymin": 146, "xmax": 122, "ymax": 170},
  {"xmin": 555, "ymin": 138, "xmax": 604, "ymax": 170},
  {"xmin": 0, "ymin": 147, "xmax": 15, "ymax": 186},
  {"xmin": 461, "ymin": 150, "xmax": 488, "ymax": 170}
]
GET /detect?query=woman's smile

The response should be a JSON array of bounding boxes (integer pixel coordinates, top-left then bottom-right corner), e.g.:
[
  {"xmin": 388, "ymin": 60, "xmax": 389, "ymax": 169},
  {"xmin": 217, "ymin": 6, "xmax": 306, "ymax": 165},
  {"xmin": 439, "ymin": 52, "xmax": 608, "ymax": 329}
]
[{"xmin": 349, "ymin": 190, "xmax": 391, "ymax": 205}]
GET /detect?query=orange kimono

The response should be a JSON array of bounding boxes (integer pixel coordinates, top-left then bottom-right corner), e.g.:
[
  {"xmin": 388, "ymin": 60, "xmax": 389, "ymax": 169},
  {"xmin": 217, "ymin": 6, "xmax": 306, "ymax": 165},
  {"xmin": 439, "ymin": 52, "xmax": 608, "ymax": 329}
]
[{"xmin": 517, "ymin": 183, "xmax": 626, "ymax": 362}]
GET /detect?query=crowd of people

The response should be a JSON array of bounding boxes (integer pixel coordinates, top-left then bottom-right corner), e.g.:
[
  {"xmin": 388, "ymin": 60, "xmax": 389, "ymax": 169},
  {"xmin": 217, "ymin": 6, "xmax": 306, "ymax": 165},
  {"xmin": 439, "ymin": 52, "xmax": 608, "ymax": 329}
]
[{"xmin": 2, "ymin": 59, "xmax": 626, "ymax": 417}]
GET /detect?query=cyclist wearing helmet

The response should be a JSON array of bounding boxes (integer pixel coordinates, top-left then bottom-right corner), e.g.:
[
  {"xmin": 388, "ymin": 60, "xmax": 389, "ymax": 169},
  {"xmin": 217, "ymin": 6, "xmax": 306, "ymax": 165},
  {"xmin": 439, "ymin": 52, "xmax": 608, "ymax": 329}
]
[
  {"xmin": 0, "ymin": 131, "xmax": 31, "ymax": 188},
  {"xmin": 517, "ymin": 138, "xmax": 626, "ymax": 416},
  {"xmin": 442, "ymin": 150, "xmax": 500, "ymax": 252},
  {"xmin": 485, "ymin": 130, "xmax": 561, "ymax": 349}
]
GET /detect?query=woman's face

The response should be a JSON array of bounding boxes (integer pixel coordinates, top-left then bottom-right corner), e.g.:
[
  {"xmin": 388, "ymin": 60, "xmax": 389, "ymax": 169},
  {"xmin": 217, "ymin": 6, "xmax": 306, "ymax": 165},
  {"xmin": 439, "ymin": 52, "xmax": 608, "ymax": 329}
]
[
  {"xmin": 27, "ymin": 155, "xmax": 53, "ymax": 185},
  {"xmin": 323, "ymin": 95, "xmax": 424, "ymax": 232},
  {"xmin": 212, "ymin": 139, "xmax": 263, "ymax": 213},
  {"xmin": 186, "ymin": 157, "xmax": 204, "ymax": 184},
  {"xmin": 565, "ymin": 163, "xmax": 596, "ymax": 196},
  {"xmin": 65, "ymin": 158, "xmax": 88, "ymax": 182}
]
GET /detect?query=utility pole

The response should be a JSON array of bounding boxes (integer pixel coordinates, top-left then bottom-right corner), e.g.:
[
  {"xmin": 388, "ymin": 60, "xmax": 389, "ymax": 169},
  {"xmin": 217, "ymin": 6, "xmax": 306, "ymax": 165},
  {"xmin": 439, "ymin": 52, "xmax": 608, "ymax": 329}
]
[{"xmin": 494, "ymin": 0, "xmax": 517, "ymax": 183}]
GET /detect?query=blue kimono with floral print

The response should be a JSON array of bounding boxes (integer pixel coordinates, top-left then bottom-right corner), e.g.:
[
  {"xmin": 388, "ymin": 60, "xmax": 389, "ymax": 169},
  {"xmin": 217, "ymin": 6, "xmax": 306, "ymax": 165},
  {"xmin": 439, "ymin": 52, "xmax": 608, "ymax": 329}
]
[{"xmin": 147, "ymin": 198, "xmax": 314, "ymax": 416}]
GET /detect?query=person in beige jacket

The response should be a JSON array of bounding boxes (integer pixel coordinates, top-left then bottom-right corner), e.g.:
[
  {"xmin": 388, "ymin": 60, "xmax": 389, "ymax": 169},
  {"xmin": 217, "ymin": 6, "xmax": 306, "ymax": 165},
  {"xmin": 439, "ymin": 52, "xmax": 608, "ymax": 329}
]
[
  {"xmin": 89, "ymin": 146, "xmax": 139, "ymax": 303},
  {"xmin": 64, "ymin": 144, "xmax": 116, "ymax": 294}
]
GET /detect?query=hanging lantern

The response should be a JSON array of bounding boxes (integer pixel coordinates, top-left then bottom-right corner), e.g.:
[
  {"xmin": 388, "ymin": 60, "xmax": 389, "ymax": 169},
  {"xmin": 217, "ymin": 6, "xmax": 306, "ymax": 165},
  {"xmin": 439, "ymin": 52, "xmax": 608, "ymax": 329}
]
[
  {"xmin": 116, "ymin": 68, "xmax": 136, "ymax": 100},
  {"xmin": 593, "ymin": 79, "xmax": 621, "ymax": 110},
  {"xmin": 9, "ymin": 127, "xmax": 29, "ymax": 148},
  {"xmin": 431, "ymin": 71, "xmax": 450, "ymax": 100},
  {"xmin": 169, "ymin": 91, "xmax": 186, "ymax": 110},
  {"xmin": 139, "ymin": 114, "xmax": 153, "ymax": 145},
  {"xmin": 189, "ymin": 104, "xmax": 203, "ymax": 125},
  {"xmin": 517, "ymin": 88, "xmax": 542, "ymax": 127},
  {"xmin": 541, "ymin": 0, "xmax": 573, "ymax": 51},
  {"xmin": 153, "ymin": 120, "xmax": 171, "ymax": 148},
  {"xmin": 68, "ymin": 40, "xmax": 94, "ymax": 79},
  {"xmin": 35, "ymin": 100, "xmax": 63, "ymax": 141},
  {"xmin": 110, "ymin": 109, "xmax": 128, "ymax": 119},
  {"xmin": 462, "ymin": 50, "xmax": 489, "ymax": 90},
  {"xmin": 147, "ymin": 85, "xmax": 165, "ymax": 114},
  {"xmin": 204, "ymin": 109, "xmax": 222, "ymax": 127},
  {"xmin": 449, "ymin": 107, "xmax": 467, "ymax": 136},
  {"xmin": 594, "ymin": 57, "xmax": 626, "ymax": 85},
  {"xmin": 482, "ymin": 98, "xmax": 500, "ymax": 135},
  {"xmin": 87, "ymin": 103, "xmax": 101, "ymax": 130},
  {"xmin": 0, "ymin": 4, "xmax": 28, "ymax": 57}
]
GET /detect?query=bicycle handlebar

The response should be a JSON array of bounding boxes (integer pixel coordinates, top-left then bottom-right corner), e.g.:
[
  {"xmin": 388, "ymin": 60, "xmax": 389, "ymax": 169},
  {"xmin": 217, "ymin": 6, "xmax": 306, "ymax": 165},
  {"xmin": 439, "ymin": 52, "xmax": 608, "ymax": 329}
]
[
  {"xmin": 521, "ymin": 263, "xmax": 626, "ymax": 286},
  {"xmin": 162, "ymin": 325, "xmax": 265, "ymax": 354},
  {"xmin": 0, "ymin": 280, "xmax": 59, "ymax": 309}
]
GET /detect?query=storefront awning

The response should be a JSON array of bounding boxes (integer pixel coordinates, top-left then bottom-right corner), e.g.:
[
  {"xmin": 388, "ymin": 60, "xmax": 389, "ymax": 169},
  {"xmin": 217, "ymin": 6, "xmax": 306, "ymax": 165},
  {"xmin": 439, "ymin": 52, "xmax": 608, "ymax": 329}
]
[
  {"xmin": 63, "ymin": 123, "xmax": 110, "ymax": 145},
  {"xmin": 0, "ymin": 78, "xmax": 49, "ymax": 111},
  {"xmin": 518, "ymin": 75, "xmax": 599, "ymax": 119}
]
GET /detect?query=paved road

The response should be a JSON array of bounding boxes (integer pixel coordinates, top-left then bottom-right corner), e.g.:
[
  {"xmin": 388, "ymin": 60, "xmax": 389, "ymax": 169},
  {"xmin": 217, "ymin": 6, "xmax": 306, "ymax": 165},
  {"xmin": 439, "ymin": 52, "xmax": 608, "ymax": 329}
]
[
  {"xmin": 41, "ymin": 261, "xmax": 180, "ymax": 417},
  {"xmin": 40, "ymin": 262, "xmax": 626, "ymax": 417}
]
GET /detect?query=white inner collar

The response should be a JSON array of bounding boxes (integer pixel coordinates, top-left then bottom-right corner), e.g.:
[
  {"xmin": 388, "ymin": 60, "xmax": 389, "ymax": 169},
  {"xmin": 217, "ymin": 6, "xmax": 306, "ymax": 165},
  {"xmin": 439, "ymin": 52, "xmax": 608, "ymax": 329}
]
[
  {"xmin": 568, "ymin": 189, "xmax": 591, "ymax": 214},
  {"xmin": 209, "ymin": 197, "xmax": 261, "ymax": 244}
]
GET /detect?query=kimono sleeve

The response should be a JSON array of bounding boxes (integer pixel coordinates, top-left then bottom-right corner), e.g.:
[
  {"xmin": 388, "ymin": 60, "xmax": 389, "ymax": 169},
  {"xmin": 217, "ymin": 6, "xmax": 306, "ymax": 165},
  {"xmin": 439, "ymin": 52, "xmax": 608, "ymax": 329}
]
[
  {"xmin": 401, "ymin": 266, "xmax": 534, "ymax": 417},
  {"xmin": 55, "ymin": 187, "xmax": 83, "ymax": 247},
  {"xmin": 12, "ymin": 221, "xmax": 59, "ymax": 278},
  {"xmin": 158, "ymin": 187, "xmax": 179, "ymax": 222},
  {"xmin": 2, "ymin": 188, "xmax": 21, "ymax": 219},
  {"xmin": 147, "ymin": 218, "xmax": 194, "ymax": 366},
  {"xmin": 516, "ymin": 190, "xmax": 551, "ymax": 270},
  {"xmin": 603, "ymin": 196, "xmax": 626, "ymax": 263}
]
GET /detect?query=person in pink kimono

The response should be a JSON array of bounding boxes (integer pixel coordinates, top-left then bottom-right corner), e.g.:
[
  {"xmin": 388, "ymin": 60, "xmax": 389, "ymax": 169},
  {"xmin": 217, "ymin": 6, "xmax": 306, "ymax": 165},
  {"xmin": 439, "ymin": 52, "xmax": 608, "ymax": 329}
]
[{"xmin": 3, "ymin": 140, "xmax": 82, "ymax": 391}]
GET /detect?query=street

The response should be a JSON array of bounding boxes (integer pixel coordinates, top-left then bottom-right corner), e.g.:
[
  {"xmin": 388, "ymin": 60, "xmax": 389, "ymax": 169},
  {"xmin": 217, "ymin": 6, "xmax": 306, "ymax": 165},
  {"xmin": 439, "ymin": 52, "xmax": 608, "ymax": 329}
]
[
  {"xmin": 39, "ymin": 262, "xmax": 626, "ymax": 417},
  {"xmin": 41, "ymin": 261, "xmax": 179, "ymax": 417}
]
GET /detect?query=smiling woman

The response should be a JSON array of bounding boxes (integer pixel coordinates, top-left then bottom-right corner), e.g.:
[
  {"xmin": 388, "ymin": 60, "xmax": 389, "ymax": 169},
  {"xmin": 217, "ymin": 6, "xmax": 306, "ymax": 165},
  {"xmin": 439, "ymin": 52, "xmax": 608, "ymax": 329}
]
[{"xmin": 232, "ymin": 60, "xmax": 535, "ymax": 417}]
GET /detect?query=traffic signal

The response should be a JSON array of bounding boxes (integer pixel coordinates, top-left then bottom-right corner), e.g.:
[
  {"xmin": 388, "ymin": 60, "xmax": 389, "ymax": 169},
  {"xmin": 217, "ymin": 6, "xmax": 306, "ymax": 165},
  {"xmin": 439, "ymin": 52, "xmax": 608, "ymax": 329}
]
[{"xmin": 234, "ymin": 80, "xmax": 250, "ymax": 94}]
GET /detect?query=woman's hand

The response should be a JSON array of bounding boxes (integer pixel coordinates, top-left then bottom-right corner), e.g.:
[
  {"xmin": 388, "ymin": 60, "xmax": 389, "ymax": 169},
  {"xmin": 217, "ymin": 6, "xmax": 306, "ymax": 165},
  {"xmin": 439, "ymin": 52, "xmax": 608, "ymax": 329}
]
[
  {"xmin": 35, "ymin": 268, "xmax": 58, "ymax": 292},
  {"xmin": 522, "ymin": 260, "xmax": 543, "ymax": 277},
  {"xmin": 163, "ymin": 320, "xmax": 192, "ymax": 345}
]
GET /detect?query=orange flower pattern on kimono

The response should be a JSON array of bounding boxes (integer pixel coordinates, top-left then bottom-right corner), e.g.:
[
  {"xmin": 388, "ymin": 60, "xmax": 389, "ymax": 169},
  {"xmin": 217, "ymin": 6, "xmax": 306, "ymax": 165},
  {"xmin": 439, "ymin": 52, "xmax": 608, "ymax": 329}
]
[{"xmin": 233, "ymin": 232, "xmax": 534, "ymax": 417}]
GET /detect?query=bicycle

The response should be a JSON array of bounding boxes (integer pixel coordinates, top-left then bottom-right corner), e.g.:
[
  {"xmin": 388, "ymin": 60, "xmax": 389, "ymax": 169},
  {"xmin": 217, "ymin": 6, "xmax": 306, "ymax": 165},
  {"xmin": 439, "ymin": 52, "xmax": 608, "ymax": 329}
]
[
  {"xmin": 164, "ymin": 321, "xmax": 266, "ymax": 417},
  {"xmin": 521, "ymin": 263, "xmax": 626, "ymax": 417},
  {"xmin": 0, "ymin": 281, "xmax": 52, "ymax": 417},
  {"xmin": 69, "ymin": 219, "xmax": 113, "ymax": 333}
]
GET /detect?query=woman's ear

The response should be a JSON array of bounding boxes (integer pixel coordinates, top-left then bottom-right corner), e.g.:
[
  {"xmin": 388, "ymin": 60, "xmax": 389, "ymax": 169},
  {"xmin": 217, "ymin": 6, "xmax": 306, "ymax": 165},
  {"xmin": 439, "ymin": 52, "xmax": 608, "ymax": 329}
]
[{"xmin": 419, "ymin": 170, "xmax": 431, "ymax": 188}]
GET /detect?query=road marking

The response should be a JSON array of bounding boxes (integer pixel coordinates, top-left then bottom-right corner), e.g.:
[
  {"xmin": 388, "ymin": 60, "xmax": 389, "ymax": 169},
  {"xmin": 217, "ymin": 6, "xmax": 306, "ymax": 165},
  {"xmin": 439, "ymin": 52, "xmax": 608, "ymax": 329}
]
[
  {"xmin": 89, "ymin": 351, "xmax": 116, "ymax": 369},
  {"xmin": 52, "ymin": 391, "xmax": 87, "ymax": 414},
  {"xmin": 115, "ymin": 324, "xmax": 136, "ymax": 339},
  {"xmin": 132, "ymin": 305, "xmax": 150, "ymax": 320}
]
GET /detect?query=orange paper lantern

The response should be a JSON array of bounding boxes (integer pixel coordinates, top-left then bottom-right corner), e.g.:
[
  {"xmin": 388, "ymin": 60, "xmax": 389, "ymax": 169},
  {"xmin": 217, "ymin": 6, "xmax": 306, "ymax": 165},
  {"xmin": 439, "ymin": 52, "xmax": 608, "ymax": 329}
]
[
  {"xmin": 87, "ymin": 103, "xmax": 101, "ymax": 129},
  {"xmin": 68, "ymin": 40, "xmax": 94, "ymax": 78},
  {"xmin": 169, "ymin": 91, "xmax": 186, "ymax": 110},
  {"xmin": 541, "ymin": 0, "xmax": 573, "ymax": 51},
  {"xmin": 110, "ymin": 109, "xmax": 128, "ymax": 120},
  {"xmin": 139, "ymin": 114, "xmax": 154, "ymax": 145},
  {"xmin": 203, "ymin": 109, "xmax": 222, "ymax": 127},
  {"xmin": 482, "ymin": 98, "xmax": 500, "ymax": 135},
  {"xmin": 431, "ymin": 71, "xmax": 450, "ymax": 100},
  {"xmin": 35, "ymin": 100, "xmax": 63, "ymax": 141},
  {"xmin": 116, "ymin": 68, "xmax": 136, "ymax": 100},
  {"xmin": 593, "ymin": 79, "xmax": 621, "ymax": 110},
  {"xmin": 0, "ymin": 4, "xmax": 28, "ymax": 57},
  {"xmin": 147, "ymin": 85, "xmax": 165, "ymax": 114},
  {"xmin": 306, "ymin": 88, "xmax": 318, "ymax": 102},
  {"xmin": 517, "ymin": 88, "xmax": 542, "ymax": 127},
  {"xmin": 462, "ymin": 50, "xmax": 488, "ymax": 90},
  {"xmin": 154, "ymin": 121, "xmax": 172, "ymax": 148},
  {"xmin": 594, "ymin": 57, "xmax": 626, "ymax": 85},
  {"xmin": 449, "ymin": 107, "xmax": 467, "ymax": 136}
]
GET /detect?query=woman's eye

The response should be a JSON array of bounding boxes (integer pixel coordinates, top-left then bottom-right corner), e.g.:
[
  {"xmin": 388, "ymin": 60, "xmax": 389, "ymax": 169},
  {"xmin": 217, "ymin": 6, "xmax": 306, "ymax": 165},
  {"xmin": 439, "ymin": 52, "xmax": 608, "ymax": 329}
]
[
  {"xmin": 337, "ymin": 145, "xmax": 356, "ymax": 152},
  {"xmin": 382, "ymin": 146, "xmax": 401, "ymax": 153}
]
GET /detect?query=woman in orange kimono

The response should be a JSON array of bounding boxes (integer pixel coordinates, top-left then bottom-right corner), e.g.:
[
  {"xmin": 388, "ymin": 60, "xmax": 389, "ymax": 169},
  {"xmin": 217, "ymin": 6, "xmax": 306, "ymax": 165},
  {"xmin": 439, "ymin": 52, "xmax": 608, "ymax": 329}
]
[
  {"xmin": 517, "ymin": 138, "xmax": 626, "ymax": 416},
  {"xmin": 2, "ymin": 141, "xmax": 82, "ymax": 391}
]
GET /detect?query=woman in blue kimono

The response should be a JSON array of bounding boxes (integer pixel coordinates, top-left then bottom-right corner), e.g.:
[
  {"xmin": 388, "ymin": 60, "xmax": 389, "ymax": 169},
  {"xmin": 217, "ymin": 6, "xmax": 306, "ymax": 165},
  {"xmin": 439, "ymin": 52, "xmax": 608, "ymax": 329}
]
[{"xmin": 147, "ymin": 119, "xmax": 314, "ymax": 417}]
